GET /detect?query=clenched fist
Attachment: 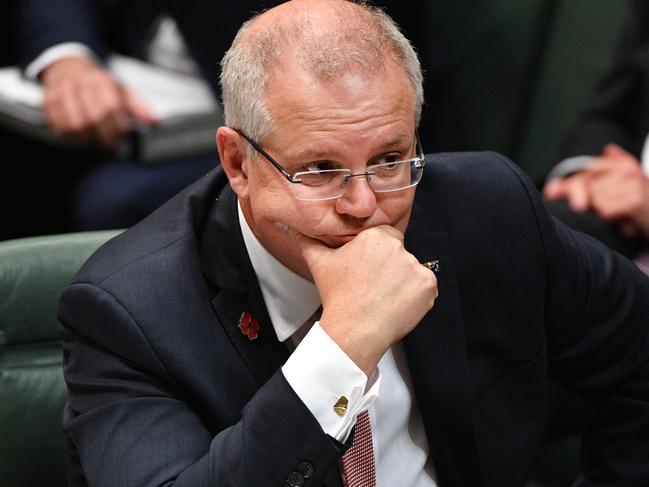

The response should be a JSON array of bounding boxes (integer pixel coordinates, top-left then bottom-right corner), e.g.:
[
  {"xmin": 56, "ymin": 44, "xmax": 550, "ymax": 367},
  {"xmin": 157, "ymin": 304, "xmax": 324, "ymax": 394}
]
[{"xmin": 291, "ymin": 225, "xmax": 438, "ymax": 375}]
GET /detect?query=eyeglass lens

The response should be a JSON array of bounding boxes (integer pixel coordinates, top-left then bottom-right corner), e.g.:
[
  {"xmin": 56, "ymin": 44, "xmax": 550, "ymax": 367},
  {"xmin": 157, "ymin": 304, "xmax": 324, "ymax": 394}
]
[{"xmin": 292, "ymin": 159, "xmax": 424, "ymax": 201}]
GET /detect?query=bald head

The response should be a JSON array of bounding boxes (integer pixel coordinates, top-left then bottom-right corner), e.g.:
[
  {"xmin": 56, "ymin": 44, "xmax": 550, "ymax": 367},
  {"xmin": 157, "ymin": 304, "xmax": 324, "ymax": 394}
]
[
  {"xmin": 220, "ymin": 0, "xmax": 423, "ymax": 142},
  {"xmin": 248, "ymin": 0, "xmax": 386, "ymax": 78}
]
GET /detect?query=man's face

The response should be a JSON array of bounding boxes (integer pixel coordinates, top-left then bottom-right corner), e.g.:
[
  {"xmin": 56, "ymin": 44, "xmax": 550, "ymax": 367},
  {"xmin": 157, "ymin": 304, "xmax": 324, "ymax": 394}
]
[{"xmin": 235, "ymin": 60, "xmax": 419, "ymax": 279}]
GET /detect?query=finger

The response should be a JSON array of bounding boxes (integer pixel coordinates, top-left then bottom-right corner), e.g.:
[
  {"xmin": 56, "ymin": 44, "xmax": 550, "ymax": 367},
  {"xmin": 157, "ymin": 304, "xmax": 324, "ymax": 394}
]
[
  {"xmin": 124, "ymin": 89, "xmax": 157, "ymax": 125},
  {"xmin": 566, "ymin": 176, "xmax": 591, "ymax": 212},
  {"xmin": 543, "ymin": 179, "xmax": 567, "ymax": 200},
  {"xmin": 603, "ymin": 143, "xmax": 636, "ymax": 164},
  {"xmin": 286, "ymin": 226, "xmax": 330, "ymax": 258},
  {"xmin": 42, "ymin": 96, "xmax": 67, "ymax": 133},
  {"xmin": 92, "ymin": 75, "xmax": 130, "ymax": 132},
  {"xmin": 588, "ymin": 156, "xmax": 617, "ymax": 174},
  {"xmin": 95, "ymin": 118, "xmax": 122, "ymax": 150},
  {"xmin": 589, "ymin": 172, "xmax": 634, "ymax": 221},
  {"xmin": 100, "ymin": 105, "xmax": 132, "ymax": 150},
  {"xmin": 54, "ymin": 84, "xmax": 87, "ymax": 133},
  {"xmin": 80, "ymin": 78, "xmax": 128, "ymax": 149}
]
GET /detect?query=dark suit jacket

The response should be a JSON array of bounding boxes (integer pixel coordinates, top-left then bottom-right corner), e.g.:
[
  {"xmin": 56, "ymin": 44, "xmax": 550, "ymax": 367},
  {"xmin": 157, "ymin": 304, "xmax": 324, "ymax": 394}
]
[
  {"xmin": 16, "ymin": 0, "xmax": 165, "ymax": 70},
  {"xmin": 560, "ymin": 0, "xmax": 649, "ymax": 159},
  {"xmin": 58, "ymin": 152, "xmax": 649, "ymax": 487}
]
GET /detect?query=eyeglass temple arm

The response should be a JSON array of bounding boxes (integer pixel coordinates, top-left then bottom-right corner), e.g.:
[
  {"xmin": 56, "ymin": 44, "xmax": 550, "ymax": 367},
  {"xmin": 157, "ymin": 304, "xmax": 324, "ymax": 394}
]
[
  {"xmin": 233, "ymin": 128, "xmax": 300, "ymax": 183},
  {"xmin": 415, "ymin": 131, "xmax": 425, "ymax": 160}
]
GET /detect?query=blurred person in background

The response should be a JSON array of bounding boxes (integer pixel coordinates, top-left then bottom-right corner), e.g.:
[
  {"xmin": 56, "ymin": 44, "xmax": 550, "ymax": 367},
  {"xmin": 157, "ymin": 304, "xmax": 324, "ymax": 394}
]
[
  {"xmin": 543, "ymin": 0, "xmax": 649, "ymax": 273},
  {"xmin": 15, "ymin": 0, "xmax": 220, "ymax": 231}
]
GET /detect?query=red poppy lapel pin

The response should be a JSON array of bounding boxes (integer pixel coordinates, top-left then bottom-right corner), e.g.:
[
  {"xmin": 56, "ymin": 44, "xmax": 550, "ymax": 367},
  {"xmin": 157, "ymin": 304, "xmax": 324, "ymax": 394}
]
[{"xmin": 238, "ymin": 311, "xmax": 260, "ymax": 340}]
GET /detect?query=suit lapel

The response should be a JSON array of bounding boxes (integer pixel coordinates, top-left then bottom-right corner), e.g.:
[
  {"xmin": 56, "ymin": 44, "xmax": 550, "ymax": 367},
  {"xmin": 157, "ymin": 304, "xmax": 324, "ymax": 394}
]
[
  {"xmin": 200, "ymin": 188, "xmax": 289, "ymax": 386},
  {"xmin": 403, "ymin": 198, "xmax": 485, "ymax": 486},
  {"xmin": 200, "ymin": 188, "xmax": 345, "ymax": 487}
]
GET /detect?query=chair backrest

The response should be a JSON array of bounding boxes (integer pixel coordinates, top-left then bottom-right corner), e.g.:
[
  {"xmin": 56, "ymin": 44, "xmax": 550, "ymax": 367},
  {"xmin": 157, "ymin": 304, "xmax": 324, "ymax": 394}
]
[{"xmin": 0, "ymin": 231, "xmax": 121, "ymax": 487}]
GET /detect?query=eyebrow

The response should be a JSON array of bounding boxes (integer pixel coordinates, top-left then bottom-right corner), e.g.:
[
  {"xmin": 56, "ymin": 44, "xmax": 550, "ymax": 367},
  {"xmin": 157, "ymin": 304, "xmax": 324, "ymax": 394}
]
[{"xmin": 288, "ymin": 134, "xmax": 413, "ymax": 162}]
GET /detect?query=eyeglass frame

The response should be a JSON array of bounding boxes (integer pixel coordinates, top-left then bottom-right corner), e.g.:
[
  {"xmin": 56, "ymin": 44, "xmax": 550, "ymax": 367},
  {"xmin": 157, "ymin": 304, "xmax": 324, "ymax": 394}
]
[{"xmin": 233, "ymin": 127, "xmax": 426, "ymax": 198}]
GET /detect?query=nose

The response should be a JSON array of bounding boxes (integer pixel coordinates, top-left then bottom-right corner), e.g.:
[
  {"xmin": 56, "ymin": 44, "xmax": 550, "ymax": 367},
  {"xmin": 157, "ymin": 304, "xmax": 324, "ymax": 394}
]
[{"xmin": 335, "ymin": 174, "xmax": 378, "ymax": 219}]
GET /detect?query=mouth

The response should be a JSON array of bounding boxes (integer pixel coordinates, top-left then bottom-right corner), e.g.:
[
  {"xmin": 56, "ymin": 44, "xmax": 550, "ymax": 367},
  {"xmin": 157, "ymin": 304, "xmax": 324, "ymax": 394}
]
[{"xmin": 315, "ymin": 234, "xmax": 359, "ymax": 247}]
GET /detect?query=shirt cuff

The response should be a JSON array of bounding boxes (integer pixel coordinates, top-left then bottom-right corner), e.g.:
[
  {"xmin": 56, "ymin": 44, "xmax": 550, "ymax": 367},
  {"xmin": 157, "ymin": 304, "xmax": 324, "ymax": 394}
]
[
  {"xmin": 282, "ymin": 322, "xmax": 381, "ymax": 442},
  {"xmin": 25, "ymin": 43, "xmax": 98, "ymax": 80},
  {"xmin": 545, "ymin": 155, "xmax": 593, "ymax": 183}
]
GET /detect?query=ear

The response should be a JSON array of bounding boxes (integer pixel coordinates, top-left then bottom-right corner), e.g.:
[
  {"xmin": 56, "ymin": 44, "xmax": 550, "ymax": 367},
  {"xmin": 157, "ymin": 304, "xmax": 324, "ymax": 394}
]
[{"xmin": 217, "ymin": 126, "xmax": 250, "ymax": 199}]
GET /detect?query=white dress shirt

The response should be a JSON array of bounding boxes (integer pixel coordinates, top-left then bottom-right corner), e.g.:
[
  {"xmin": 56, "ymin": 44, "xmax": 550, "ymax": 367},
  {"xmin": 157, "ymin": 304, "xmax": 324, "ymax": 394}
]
[
  {"xmin": 238, "ymin": 203, "xmax": 438, "ymax": 486},
  {"xmin": 25, "ymin": 16, "xmax": 200, "ymax": 80}
]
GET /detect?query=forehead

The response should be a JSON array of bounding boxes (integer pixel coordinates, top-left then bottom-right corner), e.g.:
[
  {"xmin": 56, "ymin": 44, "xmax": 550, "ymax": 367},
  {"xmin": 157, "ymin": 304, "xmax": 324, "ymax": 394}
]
[{"xmin": 261, "ymin": 58, "xmax": 416, "ymax": 154}]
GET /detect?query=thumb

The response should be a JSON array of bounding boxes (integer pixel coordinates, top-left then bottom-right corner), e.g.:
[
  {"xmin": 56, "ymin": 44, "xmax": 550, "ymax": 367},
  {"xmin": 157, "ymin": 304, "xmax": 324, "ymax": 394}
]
[
  {"xmin": 123, "ymin": 89, "xmax": 157, "ymax": 125},
  {"xmin": 603, "ymin": 143, "xmax": 636, "ymax": 164},
  {"xmin": 543, "ymin": 179, "xmax": 566, "ymax": 200}
]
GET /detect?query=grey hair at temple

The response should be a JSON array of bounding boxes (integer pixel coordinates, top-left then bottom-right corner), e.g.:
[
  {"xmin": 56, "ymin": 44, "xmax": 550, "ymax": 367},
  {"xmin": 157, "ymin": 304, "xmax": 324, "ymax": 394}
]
[{"xmin": 219, "ymin": 0, "xmax": 424, "ymax": 147}]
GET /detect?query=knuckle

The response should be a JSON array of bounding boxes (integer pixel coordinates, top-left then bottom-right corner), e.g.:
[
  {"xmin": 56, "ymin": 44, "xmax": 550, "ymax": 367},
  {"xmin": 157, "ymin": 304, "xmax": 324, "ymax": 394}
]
[
  {"xmin": 101, "ymin": 100, "xmax": 120, "ymax": 117},
  {"xmin": 85, "ymin": 110, "xmax": 104, "ymax": 126},
  {"xmin": 88, "ymin": 70, "xmax": 108, "ymax": 84},
  {"xmin": 365, "ymin": 227, "xmax": 381, "ymax": 240}
]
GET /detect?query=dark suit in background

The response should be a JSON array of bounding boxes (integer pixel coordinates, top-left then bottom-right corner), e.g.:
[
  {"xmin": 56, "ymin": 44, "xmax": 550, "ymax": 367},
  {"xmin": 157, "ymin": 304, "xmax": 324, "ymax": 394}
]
[
  {"xmin": 545, "ymin": 0, "xmax": 649, "ymax": 258},
  {"xmin": 59, "ymin": 153, "xmax": 649, "ymax": 486},
  {"xmin": 16, "ymin": 0, "xmax": 164, "ymax": 69},
  {"xmin": 1, "ymin": 1, "xmax": 16, "ymax": 67},
  {"xmin": 559, "ymin": 0, "xmax": 649, "ymax": 158}
]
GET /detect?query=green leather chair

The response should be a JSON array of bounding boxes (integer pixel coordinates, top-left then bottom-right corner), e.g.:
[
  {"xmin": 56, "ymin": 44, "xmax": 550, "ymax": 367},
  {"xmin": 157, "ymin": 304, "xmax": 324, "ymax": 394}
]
[{"xmin": 0, "ymin": 231, "xmax": 120, "ymax": 487}]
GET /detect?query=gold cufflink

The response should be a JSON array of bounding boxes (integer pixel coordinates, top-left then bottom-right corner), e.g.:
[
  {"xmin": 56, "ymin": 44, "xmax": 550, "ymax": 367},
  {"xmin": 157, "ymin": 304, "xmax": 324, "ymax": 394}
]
[
  {"xmin": 333, "ymin": 396, "xmax": 348, "ymax": 416},
  {"xmin": 422, "ymin": 260, "xmax": 439, "ymax": 272}
]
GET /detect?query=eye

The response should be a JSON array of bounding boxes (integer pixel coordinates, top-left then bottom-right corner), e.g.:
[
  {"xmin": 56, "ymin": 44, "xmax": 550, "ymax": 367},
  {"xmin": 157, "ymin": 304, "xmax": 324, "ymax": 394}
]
[
  {"xmin": 380, "ymin": 154, "xmax": 400, "ymax": 164},
  {"xmin": 372, "ymin": 154, "xmax": 402, "ymax": 170},
  {"xmin": 301, "ymin": 160, "xmax": 339, "ymax": 172}
]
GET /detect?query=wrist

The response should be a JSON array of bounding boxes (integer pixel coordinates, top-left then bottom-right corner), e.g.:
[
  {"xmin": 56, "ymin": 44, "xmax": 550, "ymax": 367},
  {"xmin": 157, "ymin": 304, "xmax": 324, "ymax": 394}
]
[
  {"xmin": 319, "ymin": 313, "xmax": 388, "ymax": 376},
  {"xmin": 41, "ymin": 56, "xmax": 99, "ymax": 87}
]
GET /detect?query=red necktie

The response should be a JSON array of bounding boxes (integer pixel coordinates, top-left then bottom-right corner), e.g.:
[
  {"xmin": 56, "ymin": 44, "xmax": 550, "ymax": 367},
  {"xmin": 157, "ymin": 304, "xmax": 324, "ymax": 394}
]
[{"xmin": 340, "ymin": 410, "xmax": 377, "ymax": 487}]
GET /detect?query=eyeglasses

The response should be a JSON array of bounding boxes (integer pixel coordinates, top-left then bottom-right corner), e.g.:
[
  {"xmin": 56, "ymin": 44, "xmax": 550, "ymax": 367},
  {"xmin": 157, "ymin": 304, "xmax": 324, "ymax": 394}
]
[{"xmin": 234, "ymin": 128, "xmax": 426, "ymax": 201}]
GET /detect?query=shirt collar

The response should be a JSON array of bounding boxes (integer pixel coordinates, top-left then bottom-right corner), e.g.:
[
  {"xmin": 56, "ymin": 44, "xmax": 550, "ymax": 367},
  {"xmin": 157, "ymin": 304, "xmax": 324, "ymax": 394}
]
[{"xmin": 238, "ymin": 202, "xmax": 321, "ymax": 342}]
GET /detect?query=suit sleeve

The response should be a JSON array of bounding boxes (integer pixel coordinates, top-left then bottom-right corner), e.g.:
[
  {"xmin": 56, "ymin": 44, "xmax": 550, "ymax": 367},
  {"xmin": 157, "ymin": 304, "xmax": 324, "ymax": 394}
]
[
  {"xmin": 16, "ymin": 0, "xmax": 108, "ymax": 70},
  {"xmin": 58, "ymin": 283, "xmax": 347, "ymax": 487},
  {"xmin": 502, "ymin": 155, "xmax": 649, "ymax": 485},
  {"xmin": 558, "ymin": 0, "xmax": 649, "ymax": 159}
]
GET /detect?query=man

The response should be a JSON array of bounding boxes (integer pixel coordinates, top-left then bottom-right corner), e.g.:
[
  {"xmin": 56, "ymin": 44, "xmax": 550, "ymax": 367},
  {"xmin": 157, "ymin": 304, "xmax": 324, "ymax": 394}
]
[
  {"xmin": 58, "ymin": 1, "xmax": 649, "ymax": 486},
  {"xmin": 13, "ymin": 0, "xmax": 219, "ymax": 230},
  {"xmin": 543, "ymin": 0, "xmax": 649, "ymax": 262}
]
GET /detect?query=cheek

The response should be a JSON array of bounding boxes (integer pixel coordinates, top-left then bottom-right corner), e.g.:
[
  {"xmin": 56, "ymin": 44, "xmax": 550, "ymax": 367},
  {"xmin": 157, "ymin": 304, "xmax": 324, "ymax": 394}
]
[
  {"xmin": 380, "ymin": 190, "xmax": 415, "ymax": 228},
  {"xmin": 247, "ymin": 184, "xmax": 327, "ymax": 232},
  {"xmin": 293, "ymin": 203, "xmax": 338, "ymax": 232}
]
